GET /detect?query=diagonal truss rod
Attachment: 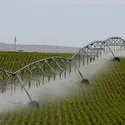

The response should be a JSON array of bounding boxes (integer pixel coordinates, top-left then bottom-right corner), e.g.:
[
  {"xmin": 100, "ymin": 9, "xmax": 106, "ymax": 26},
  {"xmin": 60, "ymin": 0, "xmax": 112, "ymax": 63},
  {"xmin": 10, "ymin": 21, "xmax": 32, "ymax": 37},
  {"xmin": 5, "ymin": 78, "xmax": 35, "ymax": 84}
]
[
  {"xmin": 85, "ymin": 45, "xmax": 99, "ymax": 56},
  {"xmin": 91, "ymin": 42, "xmax": 103, "ymax": 55},
  {"xmin": 107, "ymin": 45, "xmax": 115, "ymax": 57},
  {"xmin": 17, "ymin": 74, "xmax": 32, "ymax": 101},
  {"xmin": 45, "ymin": 60, "xmax": 56, "ymax": 73},
  {"xmin": 72, "ymin": 59, "xmax": 85, "ymax": 80},
  {"xmin": 52, "ymin": 58, "xmax": 63, "ymax": 71},
  {"xmin": 81, "ymin": 48, "xmax": 94, "ymax": 57},
  {"xmin": 102, "ymin": 41, "xmax": 115, "ymax": 58}
]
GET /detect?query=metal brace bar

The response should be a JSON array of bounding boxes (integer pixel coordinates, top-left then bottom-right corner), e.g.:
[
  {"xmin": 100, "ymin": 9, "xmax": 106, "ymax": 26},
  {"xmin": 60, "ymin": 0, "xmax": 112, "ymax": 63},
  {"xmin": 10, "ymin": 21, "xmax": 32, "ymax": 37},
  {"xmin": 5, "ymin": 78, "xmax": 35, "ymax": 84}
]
[
  {"xmin": 28, "ymin": 67, "xmax": 33, "ymax": 75},
  {"xmin": 37, "ymin": 63, "xmax": 46, "ymax": 74},
  {"xmin": 30, "ymin": 61, "xmax": 45, "ymax": 72},
  {"xmin": 16, "ymin": 74, "xmax": 32, "ymax": 101},
  {"xmin": 81, "ymin": 48, "xmax": 94, "ymax": 57},
  {"xmin": 72, "ymin": 59, "xmax": 85, "ymax": 80},
  {"xmin": 60, "ymin": 59, "xmax": 68, "ymax": 67},
  {"xmin": 49, "ymin": 60, "xmax": 55, "ymax": 65},
  {"xmin": 45, "ymin": 60, "xmax": 56, "ymax": 73},
  {"xmin": 106, "ymin": 44, "xmax": 115, "ymax": 57},
  {"xmin": 92, "ymin": 43, "xmax": 103, "ymax": 54},
  {"xmin": 31, "ymin": 64, "xmax": 38, "ymax": 71},
  {"xmin": 37, "ymin": 61, "xmax": 46, "ymax": 69},
  {"xmin": 23, "ymin": 67, "xmax": 29, "ymax": 74},
  {"xmin": 87, "ymin": 46, "xmax": 99, "ymax": 56},
  {"xmin": 5, "ymin": 71, "xmax": 11, "ymax": 79},
  {"xmin": 119, "ymin": 42, "xmax": 125, "ymax": 50},
  {"xmin": 52, "ymin": 58, "xmax": 63, "ymax": 71},
  {"xmin": 79, "ymin": 54, "xmax": 84, "ymax": 60}
]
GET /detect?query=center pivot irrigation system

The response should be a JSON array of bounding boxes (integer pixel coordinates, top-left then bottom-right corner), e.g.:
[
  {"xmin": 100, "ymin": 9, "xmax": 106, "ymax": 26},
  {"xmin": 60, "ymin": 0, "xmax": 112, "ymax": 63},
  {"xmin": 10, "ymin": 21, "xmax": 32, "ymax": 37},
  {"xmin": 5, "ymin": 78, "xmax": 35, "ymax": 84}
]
[{"xmin": 0, "ymin": 36, "xmax": 125, "ymax": 109}]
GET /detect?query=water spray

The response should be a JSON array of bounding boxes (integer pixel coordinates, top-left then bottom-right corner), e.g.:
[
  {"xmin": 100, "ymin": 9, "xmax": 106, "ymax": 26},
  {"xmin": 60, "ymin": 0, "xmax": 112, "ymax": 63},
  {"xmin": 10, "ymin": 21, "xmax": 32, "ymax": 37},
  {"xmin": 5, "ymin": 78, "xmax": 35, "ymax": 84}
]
[
  {"xmin": 16, "ymin": 74, "xmax": 39, "ymax": 109},
  {"xmin": 70, "ymin": 59, "xmax": 90, "ymax": 86},
  {"xmin": 1, "ymin": 72, "xmax": 40, "ymax": 109}
]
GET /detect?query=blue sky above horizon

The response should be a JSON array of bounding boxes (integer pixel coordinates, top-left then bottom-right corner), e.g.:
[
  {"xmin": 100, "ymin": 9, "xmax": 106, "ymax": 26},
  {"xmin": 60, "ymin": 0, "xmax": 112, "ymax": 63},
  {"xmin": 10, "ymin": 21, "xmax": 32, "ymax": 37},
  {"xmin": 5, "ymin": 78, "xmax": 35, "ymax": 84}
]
[{"xmin": 0, "ymin": 1, "xmax": 125, "ymax": 47}]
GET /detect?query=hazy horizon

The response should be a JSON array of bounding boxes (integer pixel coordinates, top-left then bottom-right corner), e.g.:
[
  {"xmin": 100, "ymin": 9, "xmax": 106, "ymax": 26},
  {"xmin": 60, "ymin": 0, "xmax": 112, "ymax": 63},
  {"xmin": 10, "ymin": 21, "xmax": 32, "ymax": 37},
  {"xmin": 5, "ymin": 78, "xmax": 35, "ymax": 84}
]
[{"xmin": 0, "ymin": 1, "xmax": 125, "ymax": 47}]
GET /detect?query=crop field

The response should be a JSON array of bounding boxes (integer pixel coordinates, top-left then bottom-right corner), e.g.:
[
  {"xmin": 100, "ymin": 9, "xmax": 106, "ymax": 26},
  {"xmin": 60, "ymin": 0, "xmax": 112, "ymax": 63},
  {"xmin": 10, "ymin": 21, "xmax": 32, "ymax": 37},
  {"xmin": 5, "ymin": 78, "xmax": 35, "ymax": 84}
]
[
  {"xmin": 0, "ymin": 51, "xmax": 125, "ymax": 125},
  {"xmin": 0, "ymin": 52, "xmax": 73, "ymax": 72}
]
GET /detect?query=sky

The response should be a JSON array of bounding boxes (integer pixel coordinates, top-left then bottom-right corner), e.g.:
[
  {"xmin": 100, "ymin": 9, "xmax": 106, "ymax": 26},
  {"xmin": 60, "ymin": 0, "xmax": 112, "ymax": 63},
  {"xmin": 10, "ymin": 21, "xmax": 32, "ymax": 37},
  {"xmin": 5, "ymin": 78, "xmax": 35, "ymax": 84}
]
[{"xmin": 0, "ymin": 0, "xmax": 125, "ymax": 47}]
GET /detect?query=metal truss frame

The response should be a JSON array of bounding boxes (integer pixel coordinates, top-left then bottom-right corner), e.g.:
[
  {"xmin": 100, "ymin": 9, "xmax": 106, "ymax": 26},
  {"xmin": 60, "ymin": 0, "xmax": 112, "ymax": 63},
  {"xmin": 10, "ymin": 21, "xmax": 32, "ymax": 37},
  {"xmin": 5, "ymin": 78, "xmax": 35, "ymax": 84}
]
[{"xmin": 0, "ymin": 36, "xmax": 125, "ymax": 102}]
